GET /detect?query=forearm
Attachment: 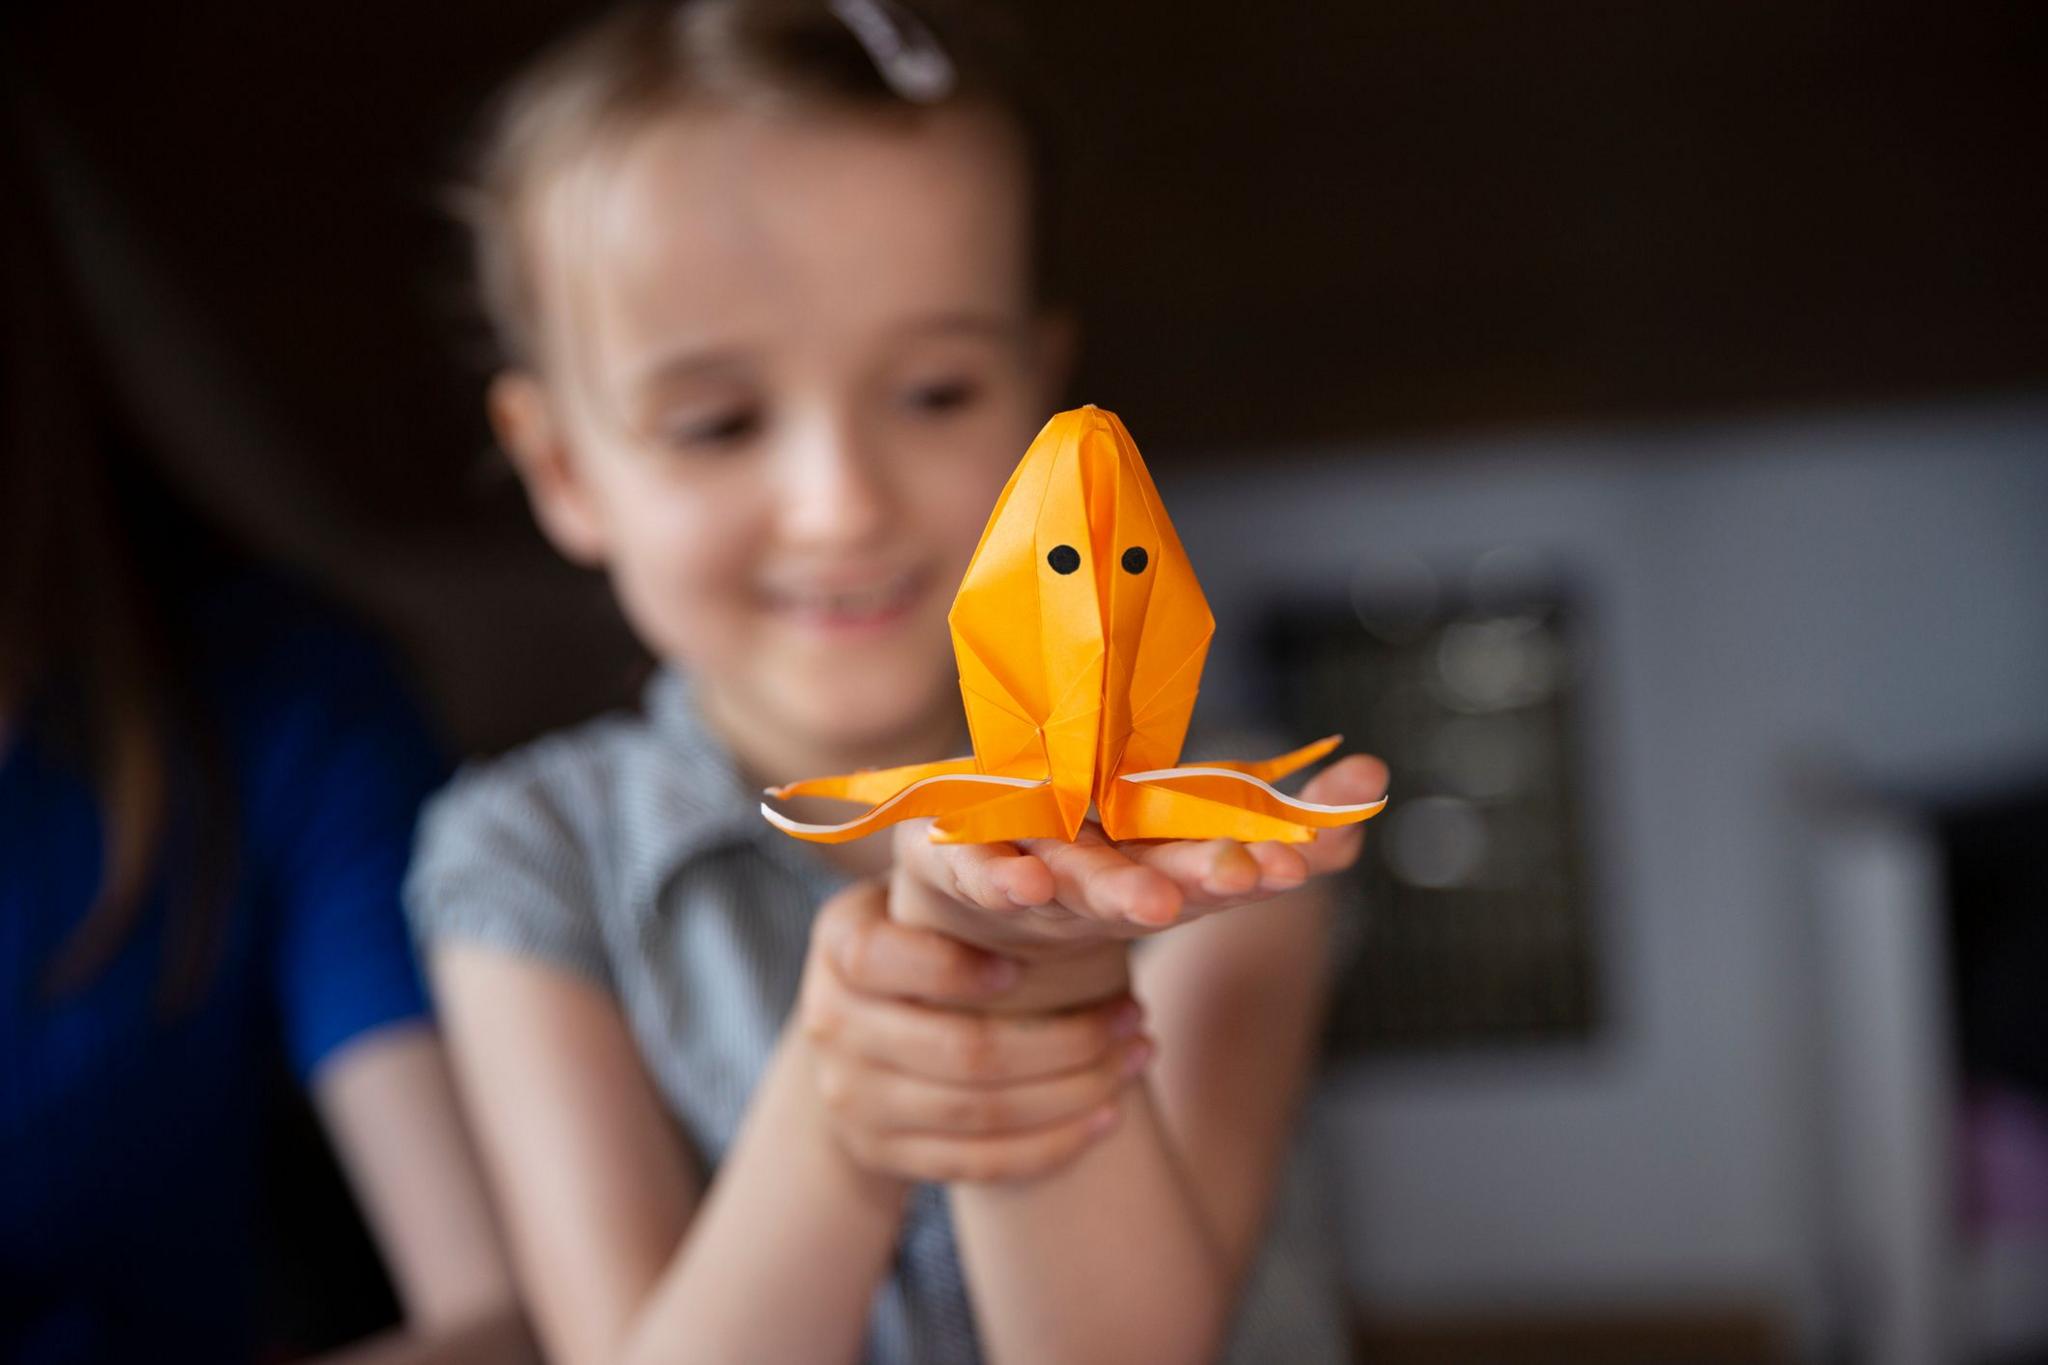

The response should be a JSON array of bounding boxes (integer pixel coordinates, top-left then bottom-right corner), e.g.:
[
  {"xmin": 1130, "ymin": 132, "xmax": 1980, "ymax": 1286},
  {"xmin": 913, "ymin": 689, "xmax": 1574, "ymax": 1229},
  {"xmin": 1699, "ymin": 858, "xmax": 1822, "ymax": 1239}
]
[
  {"xmin": 619, "ymin": 1027, "xmax": 909, "ymax": 1365},
  {"xmin": 947, "ymin": 938, "xmax": 1239, "ymax": 1359},
  {"xmin": 949, "ymin": 1078, "xmax": 1232, "ymax": 1365},
  {"xmin": 315, "ymin": 1308, "xmax": 539, "ymax": 1365}
]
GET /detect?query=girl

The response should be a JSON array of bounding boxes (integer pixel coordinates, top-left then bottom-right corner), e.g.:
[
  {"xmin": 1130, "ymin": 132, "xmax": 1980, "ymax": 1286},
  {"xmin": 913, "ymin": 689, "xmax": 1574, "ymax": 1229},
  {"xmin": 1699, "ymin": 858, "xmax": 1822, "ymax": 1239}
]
[
  {"xmin": 0, "ymin": 106, "xmax": 530, "ymax": 1364},
  {"xmin": 406, "ymin": 1, "xmax": 1387, "ymax": 1360}
]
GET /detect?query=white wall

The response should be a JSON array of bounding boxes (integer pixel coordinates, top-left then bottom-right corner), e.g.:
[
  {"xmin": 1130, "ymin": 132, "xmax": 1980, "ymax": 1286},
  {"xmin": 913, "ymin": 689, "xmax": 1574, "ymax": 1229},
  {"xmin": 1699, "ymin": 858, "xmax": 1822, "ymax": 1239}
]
[{"xmin": 1163, "ymin": 397, "xmax": 2048, "ymax": 1346}]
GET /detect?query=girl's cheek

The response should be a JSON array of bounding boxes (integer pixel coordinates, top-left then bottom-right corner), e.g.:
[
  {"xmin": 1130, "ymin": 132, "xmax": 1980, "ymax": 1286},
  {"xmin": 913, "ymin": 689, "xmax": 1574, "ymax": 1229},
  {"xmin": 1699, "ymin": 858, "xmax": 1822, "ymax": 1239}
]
[
  {"xmin": 657, "ymin": 518, "xmax": 755, "ymax": 621},
  {"xmin": 601, "ymin": 477, "xmax": 760, "ymax": 649}
]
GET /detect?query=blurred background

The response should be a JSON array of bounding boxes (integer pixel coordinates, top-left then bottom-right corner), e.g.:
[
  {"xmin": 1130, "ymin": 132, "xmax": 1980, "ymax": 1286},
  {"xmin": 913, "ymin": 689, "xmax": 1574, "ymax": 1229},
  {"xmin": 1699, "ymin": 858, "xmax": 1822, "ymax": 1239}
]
[{"xmin": 6, "ymin": 2, "xmax": 2045, "ymax": 1361}]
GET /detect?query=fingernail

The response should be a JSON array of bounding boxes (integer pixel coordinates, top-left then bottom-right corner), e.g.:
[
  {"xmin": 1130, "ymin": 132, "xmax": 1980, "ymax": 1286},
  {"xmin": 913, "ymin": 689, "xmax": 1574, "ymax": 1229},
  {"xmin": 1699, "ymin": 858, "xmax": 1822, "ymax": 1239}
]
[
  {"xmin": 1088, "ymin": 1103, "xmax": 1121, "ymax": 1136},
  {"xmin": 1204, "ymin": 848, "xmax": 1260, "ymax": 896},
  {"xmin": 983, "ymin": 959, "xmax": 1021, "ymax": 991},
  {"xmin": 1108, "ymin": 1001, "xmax": 1144, "ymax": 1038},
  {"xmin": 1121, "ymin": 1038, "xmax": 1154, "ymax": 1076}
]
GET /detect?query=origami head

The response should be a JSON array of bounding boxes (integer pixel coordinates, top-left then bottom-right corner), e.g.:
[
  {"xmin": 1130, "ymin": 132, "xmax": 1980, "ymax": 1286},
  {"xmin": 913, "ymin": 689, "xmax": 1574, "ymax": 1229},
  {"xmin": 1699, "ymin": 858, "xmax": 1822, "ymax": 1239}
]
[{"xmin": 947, "ymin": 405, "xmax": 1214, "ymax": 834}]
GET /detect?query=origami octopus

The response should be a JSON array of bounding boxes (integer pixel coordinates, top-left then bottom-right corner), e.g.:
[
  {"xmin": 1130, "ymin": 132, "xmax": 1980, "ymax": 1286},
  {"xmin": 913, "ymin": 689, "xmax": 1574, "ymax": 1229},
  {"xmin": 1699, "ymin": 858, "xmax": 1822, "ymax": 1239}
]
[{"xmin": 760, "ymin": 405, "xmax": 1387, "ymax": 845}]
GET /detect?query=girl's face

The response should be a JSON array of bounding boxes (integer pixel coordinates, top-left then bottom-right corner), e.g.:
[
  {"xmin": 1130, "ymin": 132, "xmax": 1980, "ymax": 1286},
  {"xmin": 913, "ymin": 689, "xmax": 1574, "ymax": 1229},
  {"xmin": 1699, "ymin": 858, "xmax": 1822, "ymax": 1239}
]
[{"xmin": 503, "ymin": 105, "xmax": 1061, "ymax": 769}]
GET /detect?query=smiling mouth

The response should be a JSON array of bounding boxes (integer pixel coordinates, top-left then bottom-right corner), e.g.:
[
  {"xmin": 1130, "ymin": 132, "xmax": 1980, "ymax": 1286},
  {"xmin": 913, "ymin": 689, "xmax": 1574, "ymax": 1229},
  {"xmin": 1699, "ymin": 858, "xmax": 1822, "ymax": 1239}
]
[{"xmin": 762, "ymin": 567, "xmax": 929, "ymax": 631}]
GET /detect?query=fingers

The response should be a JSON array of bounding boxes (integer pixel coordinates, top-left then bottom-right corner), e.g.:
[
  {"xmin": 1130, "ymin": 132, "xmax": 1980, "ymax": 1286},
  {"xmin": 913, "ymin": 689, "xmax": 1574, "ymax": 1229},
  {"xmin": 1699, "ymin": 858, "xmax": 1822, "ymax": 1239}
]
[
  {"xmin": 807, "ymin": 986, "xmax": 1144, "ymax": 1085},
  {"xmin": 1110, "ymin": 755, "xmax": 1385, "ymax": 907},
  {"xmin": 1297, "ymin": 751, "xmax": 1389, "ymax": 811},
  {"xmin": 1244, "ymin": 840, "xmax": 1311, "ymax": 888},
  {"xmin": 878, "ymin": 749, "xmax": 1387, "ymax": 943},
  {"xmin": 1120, "ymin": 837, "xmax": 1269, "ymax": 904},
  {"xmin": 1014, "ymin": 835, "xmax": 1185, "ymax": 927},
  {"xmin": 1296, "ymin": 754, "xmax": 1390, "ymax": 877},
  {"xmin": 813, "ymin": 1032, "xmax": 1152, "ymax": 1136},
  {"xmin": 802, "ymin": 886, "xmax": 1149, "ymax": 1184},
  {"xmin": 893, "ymin": 818, "xmax": 1055, "ymax": 913},
  {"xmin": 812, "ymin": 880, "xmax": 1022, "ymax": 1006}
]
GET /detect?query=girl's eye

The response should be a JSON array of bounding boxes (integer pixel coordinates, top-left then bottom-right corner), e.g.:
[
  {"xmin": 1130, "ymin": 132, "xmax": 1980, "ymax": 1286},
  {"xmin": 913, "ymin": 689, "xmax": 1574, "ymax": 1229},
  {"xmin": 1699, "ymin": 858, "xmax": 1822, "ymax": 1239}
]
[
  {"xmin": 664, "ymin": 407, "xmax": 762, "ymax": 450},
  {"xmin": 900, "ymin": 377, "xmax": 980, "ymax": 415}
]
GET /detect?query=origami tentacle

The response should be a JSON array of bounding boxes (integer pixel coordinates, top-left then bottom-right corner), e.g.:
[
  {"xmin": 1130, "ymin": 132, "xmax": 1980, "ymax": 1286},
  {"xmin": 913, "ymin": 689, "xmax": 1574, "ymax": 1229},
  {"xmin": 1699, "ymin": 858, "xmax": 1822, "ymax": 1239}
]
[
  {"xmin": 1104, "ymin": 780, "xmax": 1323, "ymax": 843},
  {"xmin": 930, "ymin": 779, "xmax": 1073, "ymax": 844},
  {"xmin": 765, "ymin": 756, "xmax": 978, "ymax": 805},
  {"xmin": 760, "ymin": 772, "xmax": 1046, "ymax": 845},
  {"xmin": 1184, "ymin": 734, "xmax": 1343, "ymax": 785},
  {"xmin": 1104, "ymin": 765, "xmax": 1387, "ymax": 843}
]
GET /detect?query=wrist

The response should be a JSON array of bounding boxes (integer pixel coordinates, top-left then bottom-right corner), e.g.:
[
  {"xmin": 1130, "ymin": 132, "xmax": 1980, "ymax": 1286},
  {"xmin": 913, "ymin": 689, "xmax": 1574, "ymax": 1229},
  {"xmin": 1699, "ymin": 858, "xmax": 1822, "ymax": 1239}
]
[{"xmin": 785, "ymin": 1029, "xmax": 914, "ymax": 1210}]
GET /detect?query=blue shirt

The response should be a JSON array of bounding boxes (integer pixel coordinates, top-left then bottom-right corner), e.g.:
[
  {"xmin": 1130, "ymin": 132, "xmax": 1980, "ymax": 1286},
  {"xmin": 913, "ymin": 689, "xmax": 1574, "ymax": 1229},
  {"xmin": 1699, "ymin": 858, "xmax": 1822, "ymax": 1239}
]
[{"xmin": 1, "ymin": 581, "xmax": 443, "ymax": 1364}]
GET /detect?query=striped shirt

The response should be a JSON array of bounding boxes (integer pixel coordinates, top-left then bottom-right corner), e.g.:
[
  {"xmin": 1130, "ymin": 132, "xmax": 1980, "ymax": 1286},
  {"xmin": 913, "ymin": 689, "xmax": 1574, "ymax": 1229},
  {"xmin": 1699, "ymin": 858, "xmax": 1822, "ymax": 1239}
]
[{"xmin": 404, "ymin": 667, "xmax": 1351, "ymax": 1363}]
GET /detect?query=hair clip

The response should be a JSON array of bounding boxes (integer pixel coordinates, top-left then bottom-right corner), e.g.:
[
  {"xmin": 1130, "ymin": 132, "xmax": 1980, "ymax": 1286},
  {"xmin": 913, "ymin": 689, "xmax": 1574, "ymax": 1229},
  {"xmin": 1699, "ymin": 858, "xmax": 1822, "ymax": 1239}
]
[{"xmin": 828, "ymin": 0, "xmax": 956, "ymax": 103}]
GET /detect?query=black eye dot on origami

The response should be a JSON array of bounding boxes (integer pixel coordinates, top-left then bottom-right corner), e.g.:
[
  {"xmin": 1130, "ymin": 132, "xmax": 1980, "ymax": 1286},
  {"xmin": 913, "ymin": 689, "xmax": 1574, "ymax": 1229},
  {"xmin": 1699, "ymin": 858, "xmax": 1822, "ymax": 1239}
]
[
  {"xmin": 1121, "ymin": 546, "xmax": 1149, "ymax": 574},
  {"xmin": 1047, "ymin": 544, "xmax": 1081, "ymax": 574}
]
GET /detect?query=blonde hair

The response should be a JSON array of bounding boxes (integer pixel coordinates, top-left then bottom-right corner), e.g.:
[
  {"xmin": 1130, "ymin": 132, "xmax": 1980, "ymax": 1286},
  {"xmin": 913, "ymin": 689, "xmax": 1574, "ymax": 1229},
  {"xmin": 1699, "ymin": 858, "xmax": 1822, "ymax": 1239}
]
[{"xmin": 451, "ymin": 0, "xmax": 1062, "ymax": 370}]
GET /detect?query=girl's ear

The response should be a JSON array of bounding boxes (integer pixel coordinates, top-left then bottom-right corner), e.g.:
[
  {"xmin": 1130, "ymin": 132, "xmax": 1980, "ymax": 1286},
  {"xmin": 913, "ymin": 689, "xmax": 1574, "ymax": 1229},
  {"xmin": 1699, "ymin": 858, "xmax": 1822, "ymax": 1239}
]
[
  {"xmin": 488, "ymin": 371, "xmax": 609, "ymax": 567},
  {"xmin": 1033, "ymin": 308, "xmax": 1079, "ymax": 408}
]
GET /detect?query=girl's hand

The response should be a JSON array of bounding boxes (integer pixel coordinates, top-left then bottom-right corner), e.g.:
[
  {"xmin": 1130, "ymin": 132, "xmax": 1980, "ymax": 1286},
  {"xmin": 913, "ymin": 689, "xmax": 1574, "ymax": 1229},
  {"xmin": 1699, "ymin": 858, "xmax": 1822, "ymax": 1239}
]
[
  {"xmin": 796, "ymin": 881, "xmax": 1153, "ymax": 1185},
  {"xmin": 888, "ymin": 753, "xmax": 1388, "ymax": 962}
]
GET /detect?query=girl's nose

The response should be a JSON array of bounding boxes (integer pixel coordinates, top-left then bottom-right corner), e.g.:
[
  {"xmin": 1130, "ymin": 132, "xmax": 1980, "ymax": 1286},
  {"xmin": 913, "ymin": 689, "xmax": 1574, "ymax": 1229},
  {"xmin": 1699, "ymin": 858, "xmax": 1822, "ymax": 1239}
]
[{"xmin": 777, "ymin": 409, "xmax": 895, "ymax": 551}]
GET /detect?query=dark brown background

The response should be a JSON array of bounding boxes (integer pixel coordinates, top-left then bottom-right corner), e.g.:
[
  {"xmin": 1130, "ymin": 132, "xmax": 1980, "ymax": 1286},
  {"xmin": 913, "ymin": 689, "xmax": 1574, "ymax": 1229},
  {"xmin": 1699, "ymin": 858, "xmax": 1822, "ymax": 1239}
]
[{"xmin": 9, "ymin": 1, "xmax": 2045, "ymax": 745}]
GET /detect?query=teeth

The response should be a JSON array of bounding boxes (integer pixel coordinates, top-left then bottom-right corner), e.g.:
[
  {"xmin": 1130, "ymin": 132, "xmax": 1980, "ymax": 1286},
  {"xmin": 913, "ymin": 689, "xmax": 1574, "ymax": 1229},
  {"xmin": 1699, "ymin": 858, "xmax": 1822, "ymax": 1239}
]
[{"xmin": 776, "ymin": 571, "xmax": 919, "ymax": 617}]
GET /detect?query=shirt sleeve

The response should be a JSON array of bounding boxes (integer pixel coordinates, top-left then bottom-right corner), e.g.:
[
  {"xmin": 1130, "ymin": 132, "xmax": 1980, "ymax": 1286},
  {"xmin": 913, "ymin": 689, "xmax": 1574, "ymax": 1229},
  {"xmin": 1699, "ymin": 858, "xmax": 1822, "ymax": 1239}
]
[
  {"xmin": 402, "ymin": 748, "xmax": 616, "ymax": 995},
  {"xmin": 243, "ymin": 620, "xmax": 449, "ymax": 1082}
]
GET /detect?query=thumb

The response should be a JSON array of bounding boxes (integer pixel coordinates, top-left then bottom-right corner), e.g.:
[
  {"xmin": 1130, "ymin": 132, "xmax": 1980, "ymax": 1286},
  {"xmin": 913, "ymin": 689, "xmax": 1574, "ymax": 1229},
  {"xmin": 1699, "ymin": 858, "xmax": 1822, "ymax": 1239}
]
[
  {"xmin": 1299, "ymin": 753, "xmax": 1389, "ymax": 807},
  {"xmin": 1297, "ymin": 754, "xmax": 1389, "ymax": 877}
]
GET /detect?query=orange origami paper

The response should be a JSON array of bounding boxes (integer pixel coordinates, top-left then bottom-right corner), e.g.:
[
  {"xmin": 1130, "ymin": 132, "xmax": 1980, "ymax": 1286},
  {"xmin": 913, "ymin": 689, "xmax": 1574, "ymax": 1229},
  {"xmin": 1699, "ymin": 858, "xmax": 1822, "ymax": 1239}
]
[{"xmin": 760, "ymin": 405, "xmax": 1388, "ymax": 845}]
